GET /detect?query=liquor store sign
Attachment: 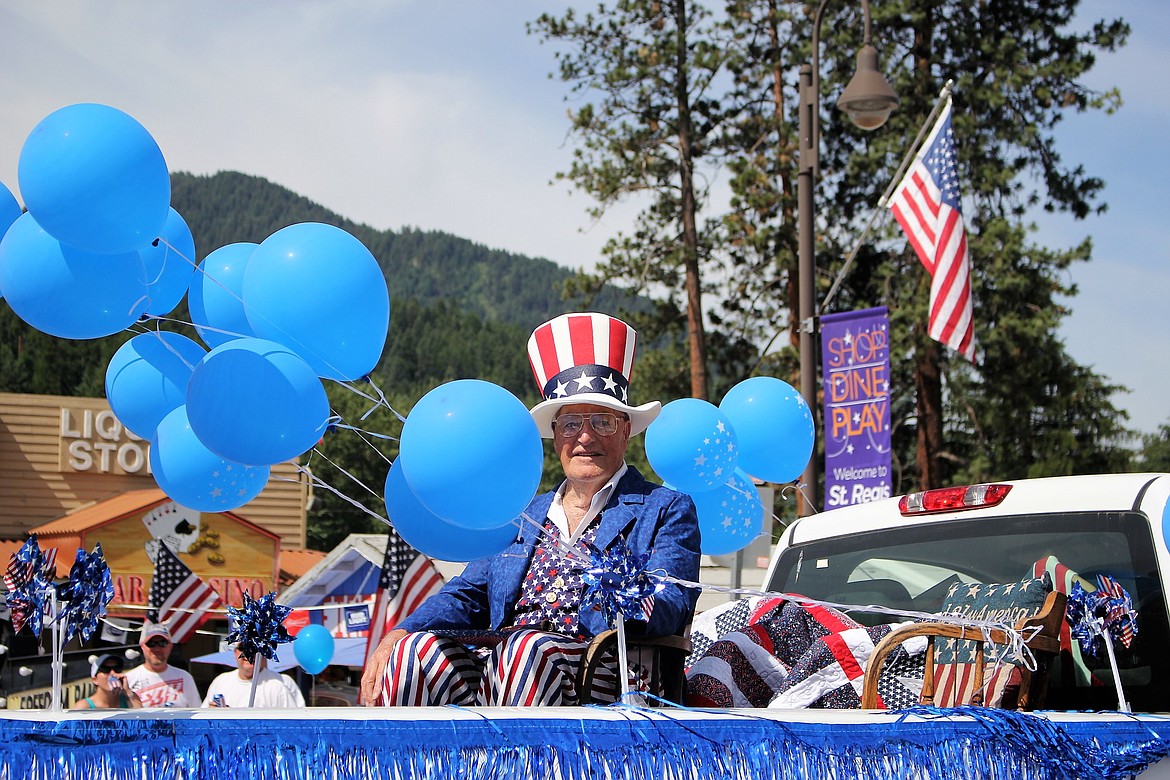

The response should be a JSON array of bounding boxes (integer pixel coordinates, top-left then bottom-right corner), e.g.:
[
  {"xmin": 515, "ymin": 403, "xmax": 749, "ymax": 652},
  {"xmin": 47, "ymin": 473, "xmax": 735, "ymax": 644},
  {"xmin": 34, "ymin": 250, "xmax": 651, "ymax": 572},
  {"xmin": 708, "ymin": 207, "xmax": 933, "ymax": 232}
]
[{"xmin": 58, "ymin": 405, "xmax": 151, "ymax": 476}]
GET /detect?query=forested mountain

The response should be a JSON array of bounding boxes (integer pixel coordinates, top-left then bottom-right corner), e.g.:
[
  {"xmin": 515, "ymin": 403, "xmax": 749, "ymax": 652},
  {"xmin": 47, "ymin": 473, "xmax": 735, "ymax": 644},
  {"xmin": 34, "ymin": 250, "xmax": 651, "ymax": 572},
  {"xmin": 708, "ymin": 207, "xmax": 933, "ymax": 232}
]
[{"xmin": 172, "ymin": 171, "xmax": 639, "ymax": 333}]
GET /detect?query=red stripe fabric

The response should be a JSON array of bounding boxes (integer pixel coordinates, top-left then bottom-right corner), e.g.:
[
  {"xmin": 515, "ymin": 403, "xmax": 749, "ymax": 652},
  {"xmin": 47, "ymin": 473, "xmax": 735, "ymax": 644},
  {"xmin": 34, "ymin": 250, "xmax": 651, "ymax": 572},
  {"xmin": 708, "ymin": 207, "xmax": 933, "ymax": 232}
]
[
  {"xmin": 531, "ymin": 323, "xmax": 560, "ymax": 388},
  {"xmin": 566, "ymin": 314, "xmax": 596, "ymax": 366},
  {"xmin": 609, "ymin": 322, "xmax": 628, "ymax": 377}
]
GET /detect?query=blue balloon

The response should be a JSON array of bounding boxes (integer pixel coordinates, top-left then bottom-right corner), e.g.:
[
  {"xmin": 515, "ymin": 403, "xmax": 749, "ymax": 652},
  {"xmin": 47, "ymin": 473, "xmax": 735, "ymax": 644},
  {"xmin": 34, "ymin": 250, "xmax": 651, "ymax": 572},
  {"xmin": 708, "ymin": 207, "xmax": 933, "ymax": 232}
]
[
  {"xmin": 719, "ymin": 377, "xmax": 815, "ymax": 483},
  {"xmin": 139, "ymin": 208, "xmax": 196, "ymax": 316},
  {"xmin": 106, "ymin": 331, "xmax": 207, "ymax": 440},
  {"xmin": 685, "ymin": 468, "xmax": 765, "ymax": 556},
  {"xmin": 186, "ymin": 337, "xmax": 330, "ymax": 466},
  {"xmin": 293, "ymin": 624, "xmax": 335, "ymax": 675},
  {"xmin": 385, "ymin": 459, "xmax": 518, "ymax": 562},
  {"xmin": 0, "ymin": 212, "xmax": 148, "ymax": 339},
  {"xmin": 0, "ymin": 180, "xmax": 19, "ymax": 302},
  {"xmin": 0, "ymin": 180, "xmax": 20, "ymax": 244},
  {"xmin": 18, "ymin": 103, "xmax": 170, "ymax": 254},
  {"xmin": 188, "ymin": 242, "xmax": 258, "ymax": 348},
  {"xmin": 645, "ymin": 398, "xmax": 739, "ymax": 493},
  {"xmin": 398, "ymin": 380, "xmax": 543, "ymax": 530},
  {"xmin": 244, "ymin": 223, "xmax": 389, "ymax": 381},
  {"xmin": 150, "ymin": 405, "xmax": 271, "ymax": 512}
]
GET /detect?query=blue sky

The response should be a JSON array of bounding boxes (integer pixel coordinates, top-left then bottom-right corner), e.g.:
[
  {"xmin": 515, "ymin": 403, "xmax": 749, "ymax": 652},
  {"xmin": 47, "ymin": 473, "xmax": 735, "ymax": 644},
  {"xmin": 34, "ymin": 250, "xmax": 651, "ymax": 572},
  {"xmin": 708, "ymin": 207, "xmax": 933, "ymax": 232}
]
[{"xmin": 1, "ymin": 1, "xmax": 1165, "ymax": 437}]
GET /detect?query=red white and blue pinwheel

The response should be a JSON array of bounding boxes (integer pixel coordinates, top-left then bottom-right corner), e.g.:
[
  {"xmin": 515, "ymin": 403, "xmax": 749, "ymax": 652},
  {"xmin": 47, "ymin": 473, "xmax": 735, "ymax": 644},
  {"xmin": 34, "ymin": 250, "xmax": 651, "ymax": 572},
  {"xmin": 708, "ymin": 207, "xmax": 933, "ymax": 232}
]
[
  {"xmin": 580, "ymin": 539, "xmax": 664, "ymax": 626},
  {"xmin": 56, "ymin": 543, "xmax": 115, "ymax": 643},
  {"xmin": 1066, "ymin": 574, "xmax": 1139, "ymax": 659},
  {"xmin": 227, "ymin": 591, "xmax": 293, "ymax": 663}
]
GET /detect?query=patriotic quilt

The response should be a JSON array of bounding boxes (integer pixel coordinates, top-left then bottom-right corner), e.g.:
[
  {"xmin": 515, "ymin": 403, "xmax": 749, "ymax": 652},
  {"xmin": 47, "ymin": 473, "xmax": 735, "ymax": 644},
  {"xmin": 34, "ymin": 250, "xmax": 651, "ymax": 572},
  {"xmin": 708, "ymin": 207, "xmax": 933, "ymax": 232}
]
[{"xmin": 684, "ymin": 597, "xmax": 924, "ymax": 709}]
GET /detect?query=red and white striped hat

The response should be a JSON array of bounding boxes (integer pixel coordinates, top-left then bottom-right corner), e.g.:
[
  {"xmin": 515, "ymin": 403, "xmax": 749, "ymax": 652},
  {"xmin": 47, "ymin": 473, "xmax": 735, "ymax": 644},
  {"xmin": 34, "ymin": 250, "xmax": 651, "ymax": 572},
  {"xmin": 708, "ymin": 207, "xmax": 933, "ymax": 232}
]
[{"xmin": 527, "ymin": 312, "xmax": 661, "ymax": 438}]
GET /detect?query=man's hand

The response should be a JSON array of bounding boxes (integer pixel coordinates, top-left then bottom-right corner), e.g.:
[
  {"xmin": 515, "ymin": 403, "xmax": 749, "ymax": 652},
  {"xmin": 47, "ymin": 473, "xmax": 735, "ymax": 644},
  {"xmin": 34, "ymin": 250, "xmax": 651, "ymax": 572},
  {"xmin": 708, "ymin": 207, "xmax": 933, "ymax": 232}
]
[{"xmin": 360, "ymin": 628, "xmax": 408, "ymax": 706}]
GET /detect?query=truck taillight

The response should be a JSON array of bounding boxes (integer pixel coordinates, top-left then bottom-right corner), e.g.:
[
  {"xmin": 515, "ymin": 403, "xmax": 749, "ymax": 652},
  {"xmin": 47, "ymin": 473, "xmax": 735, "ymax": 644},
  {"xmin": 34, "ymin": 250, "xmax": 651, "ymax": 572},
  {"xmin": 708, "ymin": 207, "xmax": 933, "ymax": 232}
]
[{"xmin": 899, "ymin": 484, "xmax": 1012, "ymax": 515}]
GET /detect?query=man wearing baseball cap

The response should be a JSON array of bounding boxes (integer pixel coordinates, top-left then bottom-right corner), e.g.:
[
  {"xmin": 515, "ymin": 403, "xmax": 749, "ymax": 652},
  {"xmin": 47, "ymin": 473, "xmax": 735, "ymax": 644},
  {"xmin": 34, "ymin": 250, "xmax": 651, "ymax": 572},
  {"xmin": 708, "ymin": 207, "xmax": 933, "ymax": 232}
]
[
  {"xmin": 124, "ymin": 623, "xmax": 201, "ymax": 707},
  {"xmin": 362, "ymin": 312, "xmax": 700, "ymax": 706}
]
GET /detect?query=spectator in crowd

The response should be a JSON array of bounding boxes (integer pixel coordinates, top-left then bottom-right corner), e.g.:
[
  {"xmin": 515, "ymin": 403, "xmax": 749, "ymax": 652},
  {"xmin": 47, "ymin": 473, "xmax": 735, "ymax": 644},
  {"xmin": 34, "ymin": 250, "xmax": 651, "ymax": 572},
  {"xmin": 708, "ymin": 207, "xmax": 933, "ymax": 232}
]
[
  {"xmin": 125, "ymin": 623, "xmax": 201, "ymax": 707},
  {"xmin": 203, "ymin": 645, "xmax": 305, "ymax": 708},
  {"xmin": 71, "ymin": 653, "xmax": 143, "ymax": 709}
]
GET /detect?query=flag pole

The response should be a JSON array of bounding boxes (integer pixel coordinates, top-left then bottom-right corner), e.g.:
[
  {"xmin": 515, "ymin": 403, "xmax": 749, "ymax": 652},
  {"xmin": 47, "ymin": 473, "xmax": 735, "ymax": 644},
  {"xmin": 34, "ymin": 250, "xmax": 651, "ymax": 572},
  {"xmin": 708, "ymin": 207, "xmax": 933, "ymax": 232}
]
[
  {"xmin": 50, "ymin": 592, "xmax": 63, "ymax": 712},
  {"xmin": 820, "ymin": 80, "xmax": 954, "ymax": 314}
]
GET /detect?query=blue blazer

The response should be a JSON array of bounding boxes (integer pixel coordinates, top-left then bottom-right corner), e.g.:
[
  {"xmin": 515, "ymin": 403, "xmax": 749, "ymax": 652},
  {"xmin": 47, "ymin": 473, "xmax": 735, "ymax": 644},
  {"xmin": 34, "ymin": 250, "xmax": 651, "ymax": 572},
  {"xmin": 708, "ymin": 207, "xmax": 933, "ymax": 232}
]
[{"xmin": 398, "ymin": 466, "xmax": 701, "ymax": 638}]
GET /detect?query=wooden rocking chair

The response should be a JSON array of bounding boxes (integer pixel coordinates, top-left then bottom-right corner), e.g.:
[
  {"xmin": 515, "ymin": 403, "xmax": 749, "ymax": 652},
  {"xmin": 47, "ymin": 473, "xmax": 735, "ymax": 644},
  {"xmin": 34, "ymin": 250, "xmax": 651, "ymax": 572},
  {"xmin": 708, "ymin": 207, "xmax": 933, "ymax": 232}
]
[{"xmin": 861, "ymin": 590, "xmax": 1067, "ymax": 710}]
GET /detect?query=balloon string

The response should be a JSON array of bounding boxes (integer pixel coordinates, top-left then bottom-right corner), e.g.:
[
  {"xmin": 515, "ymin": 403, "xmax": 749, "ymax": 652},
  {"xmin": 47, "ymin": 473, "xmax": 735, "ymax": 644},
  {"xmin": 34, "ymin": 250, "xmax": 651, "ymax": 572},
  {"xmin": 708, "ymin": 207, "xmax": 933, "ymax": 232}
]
[
  {"xmin": 127, "ymin": 293, "xmax": 150, "ymax": 318},
  {"xmin": 123, "ymin": 323, "xmax": 204, "ymax": 373},
  {"xmin": 141, "ymin": 312, "xmax": 253, "ymax": 343},
  {"xmin": 307, "ymin": 449, "xmax": 383, "ymax": 500},
  {"xmin": 98, "ymin": 598, "xmax": 374, "ymax": 621},
  {"xmin": 328, "ymin": 421, "xmax": 399, "ymax": 445},
  {"xmin": 336, "ymin": 377, "xmax": 407, "ymax": 423},
  {"xmin": 512, "ymin": 511, "xmax": 593, "ymax": 568},
  {"xmin": 280, "ymin": 463, "xmax": 394, "ymax": 530}
]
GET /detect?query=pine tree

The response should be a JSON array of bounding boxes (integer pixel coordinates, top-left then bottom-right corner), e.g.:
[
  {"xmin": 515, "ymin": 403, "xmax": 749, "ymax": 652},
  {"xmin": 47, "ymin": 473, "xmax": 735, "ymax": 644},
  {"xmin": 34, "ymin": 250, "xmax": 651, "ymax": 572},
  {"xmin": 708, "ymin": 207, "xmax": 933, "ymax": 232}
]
[
  {"xmin": 541, "ymin": 0, "xmax": 1137, "ymax": 492},
  {"xmin": 531, "ymin": 0, "xmax": 730, "ymax": 399}
]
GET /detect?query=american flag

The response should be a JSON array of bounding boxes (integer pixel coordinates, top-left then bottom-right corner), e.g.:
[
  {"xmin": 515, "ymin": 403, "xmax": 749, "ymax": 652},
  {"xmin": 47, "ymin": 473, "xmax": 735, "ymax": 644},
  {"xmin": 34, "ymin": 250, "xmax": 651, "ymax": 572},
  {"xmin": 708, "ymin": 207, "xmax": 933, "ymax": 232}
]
[
  {"xmin": 3, "ymin": 536, "xmax": 57, "ymax": 594},
  {"xmin": 363, "ymin": 529, "xmax": 445, "ymax": 667},
  {"xmin": 147, "ymin": 543, "xmax": 223, "ymax": 643},
  {"xmin": 890, "ymin": 98, "xmax": 976, "ymax": 362},
  {"xmin": 4, "ymin": 536, "xmax": 58, "ymax": 634}
]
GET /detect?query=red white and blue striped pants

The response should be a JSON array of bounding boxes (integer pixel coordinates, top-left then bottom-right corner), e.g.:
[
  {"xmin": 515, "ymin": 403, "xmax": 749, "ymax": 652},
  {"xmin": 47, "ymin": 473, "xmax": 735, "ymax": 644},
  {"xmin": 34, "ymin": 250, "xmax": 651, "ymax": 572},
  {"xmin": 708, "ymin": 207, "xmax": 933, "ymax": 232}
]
[{"xmin": 380, "ymin": 629, "xmax": 620, "ymax": 706}]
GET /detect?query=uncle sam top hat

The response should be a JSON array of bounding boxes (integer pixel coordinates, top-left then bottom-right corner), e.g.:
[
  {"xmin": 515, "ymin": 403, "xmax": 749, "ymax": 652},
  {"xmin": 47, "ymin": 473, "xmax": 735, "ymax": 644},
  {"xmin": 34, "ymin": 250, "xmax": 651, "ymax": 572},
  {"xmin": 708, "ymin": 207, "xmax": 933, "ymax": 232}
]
[{"xmin": 527, "ymin": 312, "xmax": 661, "ymax": 438}]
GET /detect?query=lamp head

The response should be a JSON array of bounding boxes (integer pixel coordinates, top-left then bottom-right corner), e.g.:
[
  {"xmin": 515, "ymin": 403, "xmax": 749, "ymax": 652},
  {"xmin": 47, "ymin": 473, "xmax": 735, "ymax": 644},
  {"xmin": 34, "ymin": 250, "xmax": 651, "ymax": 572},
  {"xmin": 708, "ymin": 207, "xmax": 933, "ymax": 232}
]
[{"xmin": 837, "ymin": 44, "xmax": 899, "ymax": 130}]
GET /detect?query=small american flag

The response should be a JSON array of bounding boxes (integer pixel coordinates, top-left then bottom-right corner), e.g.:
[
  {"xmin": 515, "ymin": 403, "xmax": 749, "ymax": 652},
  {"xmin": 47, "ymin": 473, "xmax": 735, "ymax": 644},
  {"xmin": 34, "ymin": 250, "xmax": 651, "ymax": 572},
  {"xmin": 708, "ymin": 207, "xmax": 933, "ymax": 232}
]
[
  {"xmin": 363, "ymin": 529, "xmax": 445, "ymax": 668},
  {"xmin": 3, "ymin": 536, "xmax": 57, "ymax": 594},
  {"xmin": 890, "ymin": 98, "xmax": 976, "ymax": 362},
  {"xmin": 1095, "ymin": 573, "xmax": 1137, "ymax": 648},
  {"xmin": 147, "ymin": 543, "xmax": 223, "ymax": 643}
]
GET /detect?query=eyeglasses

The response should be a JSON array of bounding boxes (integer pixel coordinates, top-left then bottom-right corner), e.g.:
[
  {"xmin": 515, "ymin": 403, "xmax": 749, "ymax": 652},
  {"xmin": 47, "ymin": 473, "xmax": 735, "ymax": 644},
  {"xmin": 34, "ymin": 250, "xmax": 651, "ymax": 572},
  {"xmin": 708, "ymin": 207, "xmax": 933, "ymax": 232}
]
[
  {"xmin": 99, "ymin": 665, "xmax": 123, "ymax": 674},
  {"xmin": 145, "ymin": 638, "xmax": 171, "ymax": 648},
  {"xmin": 554, "ymin": 412, "xmax": 625, "ymax": 437}
]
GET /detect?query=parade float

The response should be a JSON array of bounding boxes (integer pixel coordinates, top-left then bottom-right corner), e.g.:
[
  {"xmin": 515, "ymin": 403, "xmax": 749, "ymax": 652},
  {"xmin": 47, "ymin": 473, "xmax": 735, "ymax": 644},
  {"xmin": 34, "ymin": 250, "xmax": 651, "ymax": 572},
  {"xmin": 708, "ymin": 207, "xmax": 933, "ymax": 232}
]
[{"xmin": 3, "ymin": 104, "xmax": 1170, "ymax": 780}]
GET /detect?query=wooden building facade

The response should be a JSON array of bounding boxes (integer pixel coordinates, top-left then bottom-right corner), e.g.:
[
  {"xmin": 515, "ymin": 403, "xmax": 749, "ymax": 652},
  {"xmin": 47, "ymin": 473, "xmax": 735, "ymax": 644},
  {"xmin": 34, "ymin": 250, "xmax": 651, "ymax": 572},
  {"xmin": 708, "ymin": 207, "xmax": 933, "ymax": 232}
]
[{"xmin": 0, "ymin": 391, "xmax": 309, "ymax": 549}]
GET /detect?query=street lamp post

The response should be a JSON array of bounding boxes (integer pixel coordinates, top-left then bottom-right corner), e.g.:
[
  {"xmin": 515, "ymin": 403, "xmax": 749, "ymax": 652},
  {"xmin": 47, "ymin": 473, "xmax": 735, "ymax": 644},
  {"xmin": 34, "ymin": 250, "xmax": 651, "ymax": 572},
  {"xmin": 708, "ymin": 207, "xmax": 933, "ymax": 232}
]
[{"xmin": 797, "ymin": 0, "xmax": 898, "ymax": 516}]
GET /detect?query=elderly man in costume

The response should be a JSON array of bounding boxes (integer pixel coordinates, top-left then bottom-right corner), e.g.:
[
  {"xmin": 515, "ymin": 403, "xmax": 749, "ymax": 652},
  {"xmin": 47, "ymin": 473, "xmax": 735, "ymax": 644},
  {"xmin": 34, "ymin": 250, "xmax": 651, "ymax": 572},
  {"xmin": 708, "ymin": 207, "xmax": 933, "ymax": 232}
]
[{"xmin": 361, "ymin": 313, "xmax": 700, "ymax": 706}]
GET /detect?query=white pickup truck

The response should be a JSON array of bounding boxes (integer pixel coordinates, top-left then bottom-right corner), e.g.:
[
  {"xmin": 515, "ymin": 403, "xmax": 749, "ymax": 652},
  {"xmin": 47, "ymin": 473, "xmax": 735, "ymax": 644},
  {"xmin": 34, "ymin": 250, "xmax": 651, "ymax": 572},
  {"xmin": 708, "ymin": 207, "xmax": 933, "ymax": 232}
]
[
  {"xmin": 761, "ymin": 471, "xmax": 1170, "ymax": 714},
  {"xmin": 4, "ymin": 473, "xmax": 1169, "ymax": 778}
]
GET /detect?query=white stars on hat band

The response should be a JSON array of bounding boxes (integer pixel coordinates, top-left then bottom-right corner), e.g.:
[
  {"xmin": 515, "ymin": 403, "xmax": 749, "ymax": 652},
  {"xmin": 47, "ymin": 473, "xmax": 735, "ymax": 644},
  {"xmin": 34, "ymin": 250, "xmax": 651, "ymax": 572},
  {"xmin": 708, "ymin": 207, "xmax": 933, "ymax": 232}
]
[{"xmin": 543, "ymin": 364, "xmax": 629, "ymax": 404}]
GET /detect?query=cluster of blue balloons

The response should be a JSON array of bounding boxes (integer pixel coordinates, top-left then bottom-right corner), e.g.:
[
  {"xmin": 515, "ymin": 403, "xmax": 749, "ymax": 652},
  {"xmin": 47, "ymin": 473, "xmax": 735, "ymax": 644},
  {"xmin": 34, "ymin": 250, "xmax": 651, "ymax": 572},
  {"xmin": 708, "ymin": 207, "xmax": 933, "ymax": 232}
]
[
  {"xmin": 113, "ymin": 221, "xmax": 391, "ymax": 511},
  {"xmin": 383, "ymin": 379, "xmax": 541, "ymax": 562},
  {"xmin": 1, "ymin": 103, "xmax": 393, "ymax": 515},
  {"xmin": 0, "ymin": 104, "xmax": 195, "ymax": 335},
  {"xmin": 645, "ymin": 377, "xmax": 815, "ymax": 556}
]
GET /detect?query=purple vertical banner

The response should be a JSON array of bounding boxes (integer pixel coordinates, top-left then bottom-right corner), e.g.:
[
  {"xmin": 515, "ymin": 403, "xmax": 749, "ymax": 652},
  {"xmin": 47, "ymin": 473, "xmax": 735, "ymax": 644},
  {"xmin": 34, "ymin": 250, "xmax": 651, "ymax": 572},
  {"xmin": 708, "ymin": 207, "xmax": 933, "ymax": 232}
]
[{"xmin": 821, "ymin": 307, "xmax": 892, "ymax": 509}]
